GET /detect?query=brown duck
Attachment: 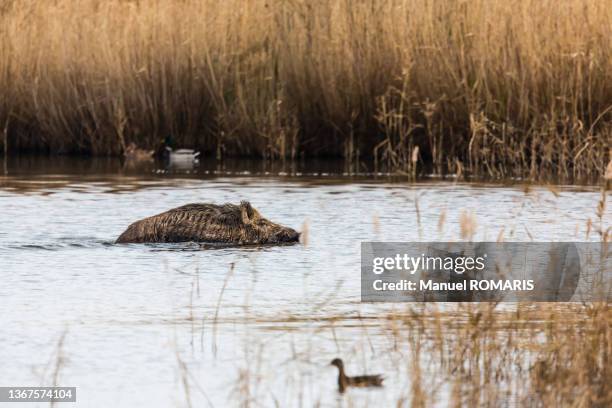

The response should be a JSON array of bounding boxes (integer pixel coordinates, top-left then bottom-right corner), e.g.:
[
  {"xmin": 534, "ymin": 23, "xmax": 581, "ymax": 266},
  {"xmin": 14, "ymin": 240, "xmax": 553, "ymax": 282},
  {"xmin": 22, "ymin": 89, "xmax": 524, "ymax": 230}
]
[
  {"xmin": 116, "ymin": 201, "xmax": 300, "ymax": 245},
  {"xmin": 123, "ymin": 142, "xmax": 154, "ymax": 162},
  {"xmin": 330, "ymin": 358, "xmax": 384, "ymax": 393}
]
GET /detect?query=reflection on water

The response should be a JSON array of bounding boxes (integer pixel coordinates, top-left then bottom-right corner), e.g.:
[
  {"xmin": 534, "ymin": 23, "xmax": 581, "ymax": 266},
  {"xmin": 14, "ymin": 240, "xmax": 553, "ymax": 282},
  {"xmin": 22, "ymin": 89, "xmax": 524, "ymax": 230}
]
[
  {"xmin": 0, "ymin": 156, "xmax": 609, "ymax": 407},
  {"xmin": 2, "ymin": 154, "xmax": 379, "ymax": 178}
]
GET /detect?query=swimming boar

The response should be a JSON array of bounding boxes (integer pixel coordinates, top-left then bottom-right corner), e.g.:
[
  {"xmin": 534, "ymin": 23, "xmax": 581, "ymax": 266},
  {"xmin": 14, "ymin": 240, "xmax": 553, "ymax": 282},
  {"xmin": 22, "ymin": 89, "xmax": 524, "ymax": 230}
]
[{"xmin": 116, "ymin": 201, "xmax": 300, "ymax": 245}]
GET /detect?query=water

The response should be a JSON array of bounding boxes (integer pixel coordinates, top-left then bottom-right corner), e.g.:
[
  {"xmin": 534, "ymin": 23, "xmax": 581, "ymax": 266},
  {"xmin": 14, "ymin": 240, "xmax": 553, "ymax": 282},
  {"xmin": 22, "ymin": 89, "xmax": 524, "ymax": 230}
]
[{"xmin": 0, "ymin": 157, "xmax": 609, "ymax": 407}]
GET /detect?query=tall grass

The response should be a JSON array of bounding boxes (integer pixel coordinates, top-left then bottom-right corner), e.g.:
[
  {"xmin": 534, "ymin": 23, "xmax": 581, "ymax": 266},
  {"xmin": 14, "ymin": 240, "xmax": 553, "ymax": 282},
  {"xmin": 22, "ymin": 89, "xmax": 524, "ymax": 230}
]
[
  {"xmin": 0, "ymin": 0, "xmax": 610, "ymax": 178},
  {"xmin": 383, "ymin": 303, "xmax": 611, "ymax": 407}
]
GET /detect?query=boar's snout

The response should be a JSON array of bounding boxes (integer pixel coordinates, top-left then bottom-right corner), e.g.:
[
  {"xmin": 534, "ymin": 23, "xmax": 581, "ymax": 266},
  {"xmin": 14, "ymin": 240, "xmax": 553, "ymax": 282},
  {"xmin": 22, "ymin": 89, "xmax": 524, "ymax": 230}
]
[{"xmin": 270, "ymin": 228, "xmax": 300, "ymax": 244}]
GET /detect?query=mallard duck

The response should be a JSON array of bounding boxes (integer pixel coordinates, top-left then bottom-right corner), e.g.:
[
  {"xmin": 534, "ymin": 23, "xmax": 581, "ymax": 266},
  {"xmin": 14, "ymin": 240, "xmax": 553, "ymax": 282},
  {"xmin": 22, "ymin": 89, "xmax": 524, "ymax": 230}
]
[
  {"xmin": 156, "ymin": 135, "xmax": 200, "ymax": 166},
  {"xmin": 330, "ymin": 358, "xmax": 384, "ymax": 393},
  {"xmin": 166, "ymin": 147, "xmax": 200, "ymax": 165}
]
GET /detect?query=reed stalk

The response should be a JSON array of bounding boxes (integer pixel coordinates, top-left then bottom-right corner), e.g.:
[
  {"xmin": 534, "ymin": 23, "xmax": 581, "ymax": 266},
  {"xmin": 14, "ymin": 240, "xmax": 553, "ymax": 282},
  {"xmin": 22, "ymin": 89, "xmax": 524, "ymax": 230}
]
[{"xmin": 0, "ymin": 0, "xmax": 610, "ymax": 179}]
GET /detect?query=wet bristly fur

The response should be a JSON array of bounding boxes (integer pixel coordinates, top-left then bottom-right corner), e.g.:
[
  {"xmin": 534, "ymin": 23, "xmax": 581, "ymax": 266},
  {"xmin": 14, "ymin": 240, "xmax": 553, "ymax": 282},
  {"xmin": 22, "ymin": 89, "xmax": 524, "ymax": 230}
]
[{"xmin": 116, "ymin": 201, "xmax": 299, "ymax": 245}]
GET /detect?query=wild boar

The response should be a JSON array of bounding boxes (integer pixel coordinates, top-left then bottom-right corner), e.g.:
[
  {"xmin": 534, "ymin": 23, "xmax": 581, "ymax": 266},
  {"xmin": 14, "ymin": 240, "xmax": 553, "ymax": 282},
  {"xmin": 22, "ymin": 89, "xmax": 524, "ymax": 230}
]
[{"xmin": 116, "ymin": 201, "xmax": 300, "ymax": 245}]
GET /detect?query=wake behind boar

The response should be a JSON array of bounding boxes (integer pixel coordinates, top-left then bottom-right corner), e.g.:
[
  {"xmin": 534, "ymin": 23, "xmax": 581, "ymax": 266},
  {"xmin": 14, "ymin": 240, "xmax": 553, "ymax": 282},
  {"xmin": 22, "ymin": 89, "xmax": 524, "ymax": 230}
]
[{"xmin": 116, "ymin": 201, "xmax": 300, "ymax": 245}]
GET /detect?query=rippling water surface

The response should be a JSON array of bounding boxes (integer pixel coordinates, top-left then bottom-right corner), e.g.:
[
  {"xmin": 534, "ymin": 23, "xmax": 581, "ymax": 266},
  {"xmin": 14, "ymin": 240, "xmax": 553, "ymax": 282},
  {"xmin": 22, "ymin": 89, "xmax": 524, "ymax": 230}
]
[{"xmin": 0, "ymin": 157, "xmax": 608, "ymax": 407}]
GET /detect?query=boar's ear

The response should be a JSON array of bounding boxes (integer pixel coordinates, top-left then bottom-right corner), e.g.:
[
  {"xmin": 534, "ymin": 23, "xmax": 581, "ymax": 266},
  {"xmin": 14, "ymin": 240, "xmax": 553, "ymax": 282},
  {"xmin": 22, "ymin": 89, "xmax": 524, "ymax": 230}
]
[{"xmin": 240, "ymin": 201, "xmax": 258, "ymax": 224}]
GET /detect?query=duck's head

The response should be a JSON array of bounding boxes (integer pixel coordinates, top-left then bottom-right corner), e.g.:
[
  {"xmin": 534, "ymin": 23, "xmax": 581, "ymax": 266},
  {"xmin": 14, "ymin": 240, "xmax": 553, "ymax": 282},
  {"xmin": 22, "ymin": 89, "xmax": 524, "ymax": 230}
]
[
  {"xmin": 155, "ymin": 135, "xmax": 175, "ymax": 158},
  {"xmin": 163, "ymin": 135, "xmax": 176, "ymax": 148},
  {"xmin": 330, "ymin": 358, "xmax": 344, "ymax": 369}
]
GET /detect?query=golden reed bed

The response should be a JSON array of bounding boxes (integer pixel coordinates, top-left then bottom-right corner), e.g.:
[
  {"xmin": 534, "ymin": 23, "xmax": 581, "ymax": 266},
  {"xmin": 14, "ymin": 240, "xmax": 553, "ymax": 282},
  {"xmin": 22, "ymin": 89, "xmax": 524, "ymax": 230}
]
[{"xmin": 0, "ymin": 0, "xmax": 610, "ymax": 179}]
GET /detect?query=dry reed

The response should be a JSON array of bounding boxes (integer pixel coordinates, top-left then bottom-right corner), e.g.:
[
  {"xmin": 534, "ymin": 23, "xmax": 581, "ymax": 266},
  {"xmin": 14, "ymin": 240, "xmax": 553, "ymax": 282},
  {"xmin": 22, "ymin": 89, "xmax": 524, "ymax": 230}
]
[
  {"xmin": 0, "ymin": 0, "xmax": 610, "ymax": 179},
  {"xmin": 391, "ymin": 303, "xmax": 612, "ymax": 407}
]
